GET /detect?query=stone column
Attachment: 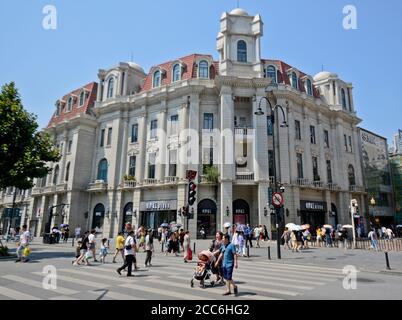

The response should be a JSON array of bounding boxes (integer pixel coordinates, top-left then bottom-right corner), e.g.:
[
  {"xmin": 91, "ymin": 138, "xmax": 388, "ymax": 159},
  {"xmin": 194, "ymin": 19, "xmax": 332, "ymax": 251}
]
[
  {"xmin": 59, "ymin": 132, "xmax": 69, "ymax": 185},
  {"xmin": 253, "ymin": 91, "xmax": 268, "ymax": 181},
  {"xmin": 137, "ymin": 110, "xmax": 147, "ymax": 182},
  {"xmin": 132, "ymin": 188, "xmax": 141, "ymax": 228},
  {"xmin": 177, "ymin": 101, "xmax": 189, "ymax": 181},
  {"xmin": 220, "ymin": 181, "xmax": 233, "ymax": 229},
  {"xmin": 317, "ymin": 113, "xmax": 326, "ymax": 183},
  {"xmin": 302, "ymin": 106, "xmax": 313, "ymax": 180},
  {"xmin": 156, "ymin": 104, "xmax": 167, "ymax": 182},
  {"xmin": 258, "ymin": 182, "xmax": 269, "ymax": 226}
]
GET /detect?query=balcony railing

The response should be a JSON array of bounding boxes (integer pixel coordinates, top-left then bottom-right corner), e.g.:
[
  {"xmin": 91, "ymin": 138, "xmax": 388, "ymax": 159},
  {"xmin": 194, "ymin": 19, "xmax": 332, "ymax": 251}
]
[
  {"xmin": 56, "ymin": 183, "xmax": 68, "ymax": 192},
  {"xmin": 88, "ymin": 180, "xmax": 108, "ymax": 192},
  {"xmin": 349, "ymin": 185, "xmax": 365, "ymax": 193},
  {"xmin": 295, "ymin": 178, "xmax": 311, "ymax": 187},
  {"xmin": 42, "ymin": 185, "xmax": 56, "ymax": 194},
  {"xmin": 143, "ymin": 178, "xmax": 158, "ymax": 186},
  {"xmin": 123, "ymin": 180, "xmax": 137, "ymax": 189},
  {"xmin": 327, "ymin": 183, "xmax": 340, "ymax": 191},
  {"xmin": 236, "ymin": 172, "xmax": 254, "ymax": 181},
  {"xmin": 311, "ymin": 181, "xmax": 324, "ymax": 189},
  {"xmin": 31, "ymin": 187, "xmax": 43, "ymax": 195},
  {"xmin": 234, "ymin": 126, "xmax": 253, "ymax": 136},
  {"xmin": 164, "ymin": 176, "xmax": 178, "ymax": 184}
]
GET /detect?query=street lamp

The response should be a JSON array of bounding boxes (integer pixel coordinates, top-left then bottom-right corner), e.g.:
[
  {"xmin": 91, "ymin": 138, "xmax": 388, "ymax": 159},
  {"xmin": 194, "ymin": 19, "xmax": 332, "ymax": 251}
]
[
  {"xmin": 225, "ymin": 206, "xmax": 230, "ymax": 217},
  {"xmin": 264, "ymin": 207, "xmax": 268, "ymax": 217},
  {"xmin": 256, "ymin": 90, "xmax": 288, "ymax": 260}
]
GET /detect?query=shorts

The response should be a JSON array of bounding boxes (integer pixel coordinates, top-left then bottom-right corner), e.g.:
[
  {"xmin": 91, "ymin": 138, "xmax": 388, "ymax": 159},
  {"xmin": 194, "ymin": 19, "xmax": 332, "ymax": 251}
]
[
  {"xmin": 80, "ymin": 249, "xmax": 87, "ymax": 255},
  {"xmin": 222, "ymin": 266, "xmax": 234, "ymax": 281},
  {"xmin": 89, "ymin": 243, "xmax": 95, "ymax": 250}
]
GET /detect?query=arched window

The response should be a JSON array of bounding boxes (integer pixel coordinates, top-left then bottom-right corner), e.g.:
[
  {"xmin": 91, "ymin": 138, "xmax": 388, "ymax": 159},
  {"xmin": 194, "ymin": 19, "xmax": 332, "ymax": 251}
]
[
  {"xmin": 341, "ymin": 88, "xmax": 347, "ymax": 110},
  {"xmin": 348, "ymin": 165, "xmax": 356, "ymax": 186},
  {"xmin": 237, "ymin": 40, "xmax": 247, "ymax": 62},
  {"xmin": 55, "ymin": 102, "xmax": 61, "ymax": 116},
  {"xmin": 107, "ymin": 77, "xmax": 114, "ymax": 98},
  {"xmin": 79, "ymin": 91, "xmax": 85, "ymax": 106},
  {"xmin": 306, "ymin": 79, "xmax": 313, "ymax": 96},
  {"xmin": 153, "ymin": 70, "xmax": 161, "ymax": 88},
  {"xmin": 92, "ymin": 203, "xmax": 105, "ymax": 230},
  {"xmin": 291, "ymin": 72, "xmax": 298, "ymax": 89},
  {"xmin": 65, "ymin": 162, "xmax": 70, "ymax": 182},
  {"xmin": 53, "ymin": 165, "xmax": 59, "ymax": 185},
  {"xmin": 67, "ymin": 97, "xmax": 73, "ymax": 112},
  {"xmin": 172, "ymin": 64, "xmax": 181, "ymax": 82},
  {"xmin": 198, "ymin": 60, "xmax": 209, "ymax": 78},
  {"xmin": 266, "ymin": 66, "xmax": 277, "ymax": 84},
  {"xmin": 97, "ymin": 158, "xmax": 108, "ymax": 182}
]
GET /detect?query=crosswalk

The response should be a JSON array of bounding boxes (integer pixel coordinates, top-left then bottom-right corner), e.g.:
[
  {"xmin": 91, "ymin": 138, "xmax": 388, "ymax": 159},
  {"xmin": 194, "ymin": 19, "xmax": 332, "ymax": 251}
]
[{"xmin": 0, "ymin": 254, "xmax": 346, "ymax": 300}]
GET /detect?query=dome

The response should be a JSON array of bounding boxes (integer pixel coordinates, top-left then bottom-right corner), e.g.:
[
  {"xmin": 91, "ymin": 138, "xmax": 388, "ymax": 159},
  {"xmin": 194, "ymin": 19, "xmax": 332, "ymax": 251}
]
[
  {"xmin": 127, "ymin": 62, "xmax": 145, "ymax": 73},
  {"xmin": 313, "ymin": 71, "xmax": 338, "ymax": 82},
  {"xmin": 230, "ymin": 8, "xmax": 249, "ymax": 16}
]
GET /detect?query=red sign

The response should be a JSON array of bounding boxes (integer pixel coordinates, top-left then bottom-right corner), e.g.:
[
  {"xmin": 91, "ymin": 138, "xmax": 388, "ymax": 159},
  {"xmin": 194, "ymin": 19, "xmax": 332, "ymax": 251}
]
[
  {"xmin": 272, "ymin": 192, "xmax": 284, "ymax": 207},
  {"xmin": 186, "ymin": 170, "xmax": 198, "ymax": 181}
]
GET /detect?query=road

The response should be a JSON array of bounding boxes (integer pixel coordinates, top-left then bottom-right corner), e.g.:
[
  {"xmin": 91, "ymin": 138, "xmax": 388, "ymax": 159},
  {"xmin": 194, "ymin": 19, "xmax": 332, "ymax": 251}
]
[{"xmin": 0, "ymin": 238, "xmax": 401, "ymax": 300}]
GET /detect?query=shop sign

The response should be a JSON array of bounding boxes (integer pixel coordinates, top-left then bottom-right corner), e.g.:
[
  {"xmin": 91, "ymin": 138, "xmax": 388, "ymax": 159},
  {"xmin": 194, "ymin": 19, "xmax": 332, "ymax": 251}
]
[
  {"xmin": 300, "ymin": 201, "xmax": 327, "ymax": 212},
  {"xmin": 140, "ymin": 200, "xmax": 177, "ymax": 211}
]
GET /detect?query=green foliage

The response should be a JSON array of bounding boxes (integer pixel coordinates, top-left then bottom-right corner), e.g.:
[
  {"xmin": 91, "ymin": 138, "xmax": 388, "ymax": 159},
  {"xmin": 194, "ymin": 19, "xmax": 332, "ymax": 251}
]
[
  {"xmin": 123, "ymin": 174, "xmax": 136, "ymax": 181},
  {"xmin": 203, "ymin": 165, "xmax": 219, "ymax": 183},
  {"xmin": 0, "ymin": 245, "xmax": 9, "ymax": 257},
  {"xmin": 0, "ymin": 82, "xmax": 60, "ymax": 190}
]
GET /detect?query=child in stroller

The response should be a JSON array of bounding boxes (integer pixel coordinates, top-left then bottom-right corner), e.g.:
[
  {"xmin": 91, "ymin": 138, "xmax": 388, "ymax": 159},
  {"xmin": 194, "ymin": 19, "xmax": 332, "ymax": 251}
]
[{"xmin": 190, "ymin": 250, "xmax": 215, "ymax": 288}]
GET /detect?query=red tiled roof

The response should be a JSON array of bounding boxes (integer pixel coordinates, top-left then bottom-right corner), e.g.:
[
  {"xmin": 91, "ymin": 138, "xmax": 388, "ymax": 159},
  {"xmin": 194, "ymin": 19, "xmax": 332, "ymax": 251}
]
[
  {"xmin": 47, "ymin": 82, "xmax": 98, "ymax": 128},
  {"xmin": 140, "ymin": 54, "xmax": 217, "ymax": 92},
  {"xmin": 262, "ymin": 59, "xmax": 320, "ymax": 98}
]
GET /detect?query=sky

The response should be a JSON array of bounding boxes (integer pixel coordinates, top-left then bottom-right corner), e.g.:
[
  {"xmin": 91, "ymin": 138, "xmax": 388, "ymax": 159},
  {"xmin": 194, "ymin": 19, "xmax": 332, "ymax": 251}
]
[{"xmin": 0, "ymin": 0, "xmax": 401, "ymax": 143}]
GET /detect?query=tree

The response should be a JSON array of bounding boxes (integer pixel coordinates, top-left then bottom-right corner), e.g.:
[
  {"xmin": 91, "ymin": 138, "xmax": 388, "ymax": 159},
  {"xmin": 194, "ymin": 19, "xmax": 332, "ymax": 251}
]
[{"xmin": 0, "ymin": 82, "xmax": 60, "ymax": 234}]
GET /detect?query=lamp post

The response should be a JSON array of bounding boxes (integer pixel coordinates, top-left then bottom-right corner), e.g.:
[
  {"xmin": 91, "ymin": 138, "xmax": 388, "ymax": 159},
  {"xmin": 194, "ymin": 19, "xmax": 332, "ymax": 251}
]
[
  {"xmin": 256, "ymin": 90, "xmax": 288, "ymax": 260},
  {"xmin": 370, "ymin": 197, "xmax": 376, "ymax": 227},
  {"xmin": 45, "ymin": 203, "xmax": 69, "ymax": 234}
]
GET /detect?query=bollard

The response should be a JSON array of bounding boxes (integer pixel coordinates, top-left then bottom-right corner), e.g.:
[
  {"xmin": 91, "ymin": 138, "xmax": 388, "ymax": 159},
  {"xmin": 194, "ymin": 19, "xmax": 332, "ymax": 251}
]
[
  {"xmin": 247, "ymin": 245, "xmax": 250, "ymax": 258},
  {"xmin": 72, "ymin": 237, "xmax": 74, "ymax": 247},
  {"xmin": 385, "ymin": 252, "xmax": 391, "ymax": 270},
  {"xmin": 193, "ymin": 242, "xmax": 196, "ymax": 254},
  {"xmin": 161, "ymin": 241, "xmax": 164, "ymax": 253},
  {"xmin": 267, "ymin": 246, "xmax": 271, "ymax": 260}
]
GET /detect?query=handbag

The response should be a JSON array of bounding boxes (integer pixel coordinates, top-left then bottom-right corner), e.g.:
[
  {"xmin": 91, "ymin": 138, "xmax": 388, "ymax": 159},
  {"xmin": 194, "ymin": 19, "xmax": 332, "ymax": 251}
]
[
  {"xmin": 187, "ymin": 248, "xmax": 193, "ymax": 261},
  {"xmin": 23, "ymin": 246, "xmax": 31, "ymax": 257}
]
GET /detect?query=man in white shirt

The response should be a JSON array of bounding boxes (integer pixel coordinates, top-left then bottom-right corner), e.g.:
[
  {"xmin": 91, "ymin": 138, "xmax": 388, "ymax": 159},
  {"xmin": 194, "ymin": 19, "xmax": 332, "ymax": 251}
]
[
  {"xmin": 16, "ymin": 225, "xmax": 31, "ymax": 263},
  {"xmin": 74, "ymin": 226, "xmax": 81, "ymax": 240},
  {"xmin": 116, "ymin": 230, "xmax": 136, "ymax": 277},
  {"xmin": 88, "ymin": 229, "xmax": 98, "ymax": 262}
]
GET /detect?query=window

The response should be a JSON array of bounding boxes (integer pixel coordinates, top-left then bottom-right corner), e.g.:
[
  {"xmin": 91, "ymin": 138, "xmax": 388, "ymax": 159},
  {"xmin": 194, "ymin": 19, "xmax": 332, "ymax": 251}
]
[
  {"xmin": 306, "ymin": 79, "xmax": 313, "ymax": 96},
  {"xmin": 341, "ymin": 88, "xmax": 347, "ymax": 110},
  {"xmin": 266, "ymin": 66, "xmax": 277, "ymax": 84},
  {"xmin": 153, "ymin": 70, "xmax": 161, "ymax": 88},
  {"xmin": 131, "ymin": 124, "xmax": 138, "ymax": 143},
  {"xmin": 79, "ymin": 91, "xmax": 85, "ymax": 106},
  {"xmin": 172, "ymin": 64, "xmax": 181, "ymax": 82},
  {"xmin": 348, "ymin": 136, "xmax": 353, "ymax": 153},
  {"xmin": 148, "ymin": 153, "xmax": 156, "ymax": 179},
  {"xmin": 198, "ymin": 60, "xmax": 209, "ymax": 78},
  {"xmin": 347, "ymin": 88, "xmax": 352, "ymax": 111},
  {"xmin": 97, "ymin": 159, "xmax": 108, "ymax": 182},
  {"xmin": 67, "ymin": 140, "xmax": 72, "ymax": 153},
  {"xmin": 65, "ymin": 162, "xmax": 70, "ymax": 182},
  {"xmin": 203, "ymin": 113, "xmax": 214, "ymax": 131},
  {"xmin": 237, "ymin": 40, "xmax": 247, "ymax": 62},
  {"xmin": 100, "ymin": 129, "xmax": 105, "ymax": 147},
  {"xmin": 312, "ymin": 157, "xmax": 319, "ymax": 181},
  {"xmin": 129, "ymin": 156, "xmax": 136, "ymax": 177},
  {"xmin": 107, "ymin": 127, "xmax": 112, "ymax": 146},
  {"xmin": 310, "ymin": 125, "xmax": 316, "ymax": 144},
  {"xmin": 67, "ymin": 97, "xmax": 73, "ymax": 112},
  {"xmin": 56, "ymin": 103, "xmax": 61, "ymax": 116},
  {"xmin": 296, "ymin": 153, "xmax": 304, "ymax": 179},
  {"xmin": 291, "ymin": 72, "xmax": 298, "ymax": 89},
  {"xmin": 344, "ymin": 134, "xmax": 348, "ymax": 151},
  {"xmin": 150, "ymin": 120, "xmax": 158, "ymax": 139},
  {"xmin": 324, "ymin": 130, "xmax": 329, "ymax": 148},
  {"xmin": 107, "ymin": 77, "xmax": 114, "ymax": 98},
  {"xmin": 295, "ymin": 120, "xmax": 301, "ymax": 140},
  {"xmin": 169, "ymin": 149, "xmax": 177, "ymax": 177},
  {"xmin": 53, "ymin": 165, "xmax": 59, "ymax": 185},
  {"xmin": 267, "ymin": 116, "xmax": 273, "ymax": 136},
  {"xmin": 379, "ymin": 193, "xmax": 390, "ymax": 207},
  {"xmin": 326, "ymin": 160, "xmax": 333, "ymax": 184},
  {"xmin": 348, "ymin": 165, "xmax": 355, "ymax": 186},
  {"xmin": 268, "ymin": 150, "xmax": 274, "ymax": 177},
  {"xmin": 170, "ymin": 115, "xmax": 178, "ymax": 135}
]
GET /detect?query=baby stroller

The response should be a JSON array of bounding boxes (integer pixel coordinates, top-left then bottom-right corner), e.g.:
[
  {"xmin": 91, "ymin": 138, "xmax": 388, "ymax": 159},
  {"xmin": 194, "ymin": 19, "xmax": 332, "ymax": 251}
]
[{"xmin": 190, "ymin": 250, "xmax": 215, "ymax": 288}]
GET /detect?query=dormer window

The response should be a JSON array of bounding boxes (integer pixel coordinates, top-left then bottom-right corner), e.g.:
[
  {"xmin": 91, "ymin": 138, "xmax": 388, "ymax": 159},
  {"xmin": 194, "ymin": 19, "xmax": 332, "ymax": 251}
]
[
  {"xmin": 107, "ymin": 77, "xmax": 115, "ymax": 98},
  {"xmin": 306, "ymin": 79, "xmax": 313, "ymax": 96},
  {"xmin": 237, "ymin": 40, "xmax": 247, "ymax": 63},
  {"xmin": 198, "ymin": 60, "xmax": 209, "ymax": 78},
  {"xmin": 79, "ymin": 91, "xmax": 85, "ymax": 106},
  {"xmin": 341, "ymin": 88, "xmax": 347, "ymax": 110},
  {"xmin": 55, "ymin": 102, "xmax": 61, "ymax": 116},
  {"xmin": 266, "ymin": 65, "xmax": 277, "ymax": 84},
  {"xmin": 66, "ymin": 97, "xmax": 73, "ymax": 112},
  {"xmin": 291, "ymin": 72, "xmax": 298, "ymax": 90},
  {"xmin": 172, "ymin": 64, "xmax": 181, "ymax": 82},
  {"xmin": 153, "ymin": 70, "xmax": 161, "ymax": 88}
]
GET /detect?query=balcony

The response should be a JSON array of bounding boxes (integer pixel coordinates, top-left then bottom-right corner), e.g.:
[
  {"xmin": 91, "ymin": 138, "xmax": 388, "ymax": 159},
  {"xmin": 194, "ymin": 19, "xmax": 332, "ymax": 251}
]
[
  {"xmin": 349, "ymin": 185, "xmax": 366, "ymax": 193},
  {"xmin": 311, "ymin": 181, "xmax": 324, "ymax": 189},
  {"xmin": 164, "ymin": 176, "xmax": 178, "ymax": 184},
  {"xmin": 31, "ymin": 187, "xmax": 43, "ymax": 196},
  {"xmin": 88, "ymin": 180, "xmax": 108, "ymax": 192},
  {"xmin": 122, "ymin": 180, "xmax": 137, "ymax": 190},
  {"xmin": 234, "ymin": 126, "xmax": 253, "ymax": 136},
  {"xmin": 295, "ymin": 178, "xmax": 311, "ymax": 187},
  {"xmin": 42, "ymin": 185, "xmax": 56, "ymax": 194},
  {"xmin": 235, "ymin": 172, "xmax": 255, "ymax": 183},
  {"xmin": 142, "ymin": 178, "xmax": 158, "ymax": 186},
  {"xmin": 327, "ymin": 183, "xmax": 340, "ymax": 191},
  {"xmin": 56, "ymin": 183, "xmax": 68, "ymax": 192}
]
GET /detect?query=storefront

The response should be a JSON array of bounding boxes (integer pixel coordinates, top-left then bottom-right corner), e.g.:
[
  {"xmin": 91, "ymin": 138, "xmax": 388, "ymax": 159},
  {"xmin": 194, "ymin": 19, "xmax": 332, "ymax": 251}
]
[
  {"xmin": 300, "ymin": 200, "xmax": 327, "ymax": 234},
  {"xmin": 122, "ymin": 202, "xmax": 133, "ymax": 232},
  {"xmin": 139, "ymin": 200, "xmax": 177, "ymax": 230},
  {"xmin": 197, "ymin": 199, "xmax": 217, "ymax": 239},
  {"xmin": 92, "ymin": 203, "xmax": 105, "ymax": 231},
  {"xmin": 233, "ymin": 199, "xmax": 250, "ymax": 225}
]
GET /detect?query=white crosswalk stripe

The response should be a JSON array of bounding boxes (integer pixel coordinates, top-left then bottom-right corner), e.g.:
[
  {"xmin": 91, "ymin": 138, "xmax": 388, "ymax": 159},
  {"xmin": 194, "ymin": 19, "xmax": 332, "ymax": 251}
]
[
  {"xmin": 31, "ymin": 272, "xmax": 108, "ymax": 289},
  {"xmin": 0, "ymin": 285, "xmax": 41, "ymax": 300}
]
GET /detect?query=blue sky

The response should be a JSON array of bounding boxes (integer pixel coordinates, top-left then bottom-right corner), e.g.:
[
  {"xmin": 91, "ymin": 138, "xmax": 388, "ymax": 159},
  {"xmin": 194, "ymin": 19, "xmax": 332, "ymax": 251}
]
[{"xmin": 0, "ymin": 0, "xmax": 401, "ymax": 143}]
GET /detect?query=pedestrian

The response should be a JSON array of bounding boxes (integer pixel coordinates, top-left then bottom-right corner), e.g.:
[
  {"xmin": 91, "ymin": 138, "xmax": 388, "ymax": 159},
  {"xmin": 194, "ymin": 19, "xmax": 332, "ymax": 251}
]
[
  {"xmin": 368, "ymin": 229, "xmax": 379, "ymax": 251},
  {"xmin": 161, "ymin": 228, "xmax": 168, "ymax": 252},
  {"xmin": 295, "ymin": 230, "xmax": 303, "ymax": 252},
  {"xmin": 316, "ymin": 227, "xmax": 322, "ymax": 247},
  {"xmin": 302, "ymin": 228, "xmax": 311, "ymax": 249},
  {"xmin": 145, "ymin": 229, "xmax": 154, "ymax": 267},
  {"xmin": 179, "ymin": 228, "xmax": 185, "ymax": 252},
  {"xmin": 386, "ymin": 228, "xmax": 394, "ymax": 240},
  {"xmin": 166, "ymin": 233, "xmax": 179, "ymax": 256},
  {"xmin": 15, "ymin": 225, "xmax": 31, "ymax": 263},
  {"xmin": 238, "ymin": 231, "xmax": 245, "ymax": 256},
  {"xmin": 116, "ymin": 230, "xmax": 137, "ymax": 277},
  {"xmin": 88, "ymin": 229, "xmax": 98, "ymax": 262},
  {"xmin": 254, "ymin": 226, "xmax": 261, "ymax": 248},
  {"xmin": 112, "ymin": 232, "xmax": 125, "ymax": 263},
  {"xmin": 183, "ymin": 231, "xmax": 191, "ymax": 263},
  {"xmin": 263, "ymin": 225, "xmax": 269, "ymax": 241},
  {"xmin": 157, "ymin": 226, "xmax": 163, "ymax": 243},
  {"xmin": 244, "ymin": 224, "xmax": 253, "ymax": 248},
  {"xmin": 74, "ymin": 225, "xmax": 81, "ymax": 241},
  {"xmin": 210, "ymin": 232, "xmax": 225, "ymax": 284},
  {"xmin": 215, "ymin": 234, "xmax": 238, "ymax": 296},
  {"xmin": 98, "ymin": 238, "xmax": 108, "ymax": 263},
  {"xmin": 64, "ymin": 226, "xmax": 70, "ymax": 243},
  {"xmin": 73, "ymin": 240, "xmax": 82, "ymax": 264},
  {"xmin": 281, "ymin": 228, "xmax": 291, "ymax": 250},
  {"xmin": 325, "ymin": 228, "xmax": 332, "ymax": 247},
  {"xmin": 200, "ymin": 227, "xmax": 206, "ymax": 239},
  {"xmin": 73, "ymin": 231, "xmax": 90, "ymax": 266},
  {"xmin": 290, "ymin": 230, "xmax": 297, "ymax": 252}
]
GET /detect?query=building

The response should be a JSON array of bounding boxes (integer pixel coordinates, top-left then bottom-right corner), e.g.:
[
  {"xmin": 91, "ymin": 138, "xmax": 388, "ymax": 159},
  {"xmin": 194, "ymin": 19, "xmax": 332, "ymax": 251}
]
[
  {"xmin": 390, "ymin": 153, "xmax": 402, "ymax": 225},
  {"xmin": 0, "ymin": 188, "xmax": 31, "ymax": 234},
  {"xmin": 358, "ymin": 128, "xmax": 395, "ymax": 228},
  {"xmin": 22, "ymin": 8, "xmax": 367, "ymax": 239},
  {"xmin": 391, "ymin": 129, "xmax": 402, "ymax": 154}
]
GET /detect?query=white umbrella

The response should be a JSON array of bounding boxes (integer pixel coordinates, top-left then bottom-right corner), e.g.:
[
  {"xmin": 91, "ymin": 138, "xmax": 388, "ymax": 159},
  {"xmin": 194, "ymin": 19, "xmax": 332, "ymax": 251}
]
[
  {"xmin": 323, "ymin": 224, "xmax": 332, "ymax": 229},
  {"xmin": 223, "ymin": 222, "xmax": 231, "ymax": 228},
  {"xmin": 342, "ymin": 225, "xmax": 354, "ymax": 229},
  {"xmin": 286, "ymin": 223, "xmax": 297, "ymax": 229},
  {"xmin": 289, "ymin": 225, "xmax": 301, "ymax": 231}
]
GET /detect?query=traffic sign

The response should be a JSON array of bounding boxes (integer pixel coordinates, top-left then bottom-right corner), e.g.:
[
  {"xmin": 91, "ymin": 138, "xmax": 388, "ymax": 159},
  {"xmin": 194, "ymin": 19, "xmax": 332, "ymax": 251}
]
[
  {"xmin": 186, "ymin": 170, "xmax": 198, "ymax": 181},
  {"xmin": 272, "ymin": 192, "xmax": 284, "ymax": 207}
]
